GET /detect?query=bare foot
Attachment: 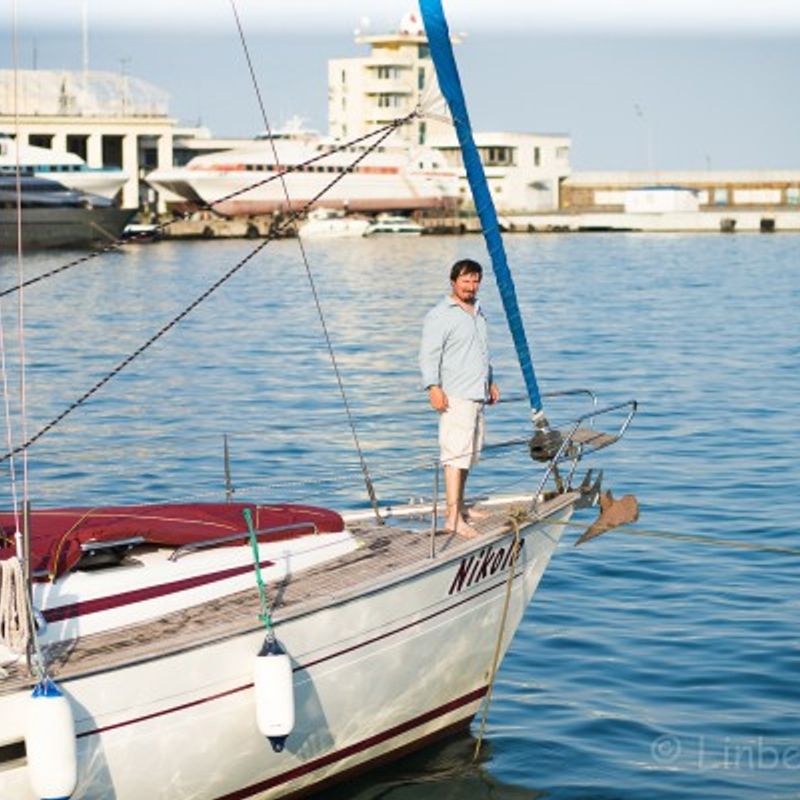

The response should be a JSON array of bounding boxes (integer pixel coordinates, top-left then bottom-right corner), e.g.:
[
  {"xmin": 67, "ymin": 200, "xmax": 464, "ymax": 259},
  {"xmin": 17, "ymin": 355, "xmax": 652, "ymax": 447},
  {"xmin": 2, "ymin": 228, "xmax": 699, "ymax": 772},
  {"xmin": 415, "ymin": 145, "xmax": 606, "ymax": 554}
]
[
  {"xmin": 464, "ymin": 505, "xmax": 489, "ymax": 521},
  {"xmin": 449, "ymin": 518, "xmax": 479, "ymax": 539}
]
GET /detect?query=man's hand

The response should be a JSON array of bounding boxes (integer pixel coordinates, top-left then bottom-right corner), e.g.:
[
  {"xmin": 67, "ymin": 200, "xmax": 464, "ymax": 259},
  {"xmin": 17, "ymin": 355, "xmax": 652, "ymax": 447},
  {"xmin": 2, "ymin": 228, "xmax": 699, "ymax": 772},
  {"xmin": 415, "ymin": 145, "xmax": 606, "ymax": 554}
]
[
  {"xmin": 488, "ymin": 383, "xmax": 500, "ymax": 405},
  {"xmin": 428, "ymin": 385, "xmax": 448, "ymax": 412}
]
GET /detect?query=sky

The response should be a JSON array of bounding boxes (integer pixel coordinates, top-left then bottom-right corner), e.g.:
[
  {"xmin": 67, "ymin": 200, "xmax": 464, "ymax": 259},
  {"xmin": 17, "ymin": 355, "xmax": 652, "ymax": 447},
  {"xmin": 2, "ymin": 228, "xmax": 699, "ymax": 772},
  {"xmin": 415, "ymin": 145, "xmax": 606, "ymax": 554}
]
[{"xmin": 2, "ymin": 0, "xmax": 799, "ymax": 170}]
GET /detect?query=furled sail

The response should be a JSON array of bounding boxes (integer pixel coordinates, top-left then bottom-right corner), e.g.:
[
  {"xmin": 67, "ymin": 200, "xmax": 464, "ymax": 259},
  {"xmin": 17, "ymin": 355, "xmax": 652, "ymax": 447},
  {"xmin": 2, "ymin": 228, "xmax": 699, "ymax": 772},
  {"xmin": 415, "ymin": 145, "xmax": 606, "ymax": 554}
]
[{"xmin": 418, "ymin": 0, "xmax": 545, "ymax": 421}]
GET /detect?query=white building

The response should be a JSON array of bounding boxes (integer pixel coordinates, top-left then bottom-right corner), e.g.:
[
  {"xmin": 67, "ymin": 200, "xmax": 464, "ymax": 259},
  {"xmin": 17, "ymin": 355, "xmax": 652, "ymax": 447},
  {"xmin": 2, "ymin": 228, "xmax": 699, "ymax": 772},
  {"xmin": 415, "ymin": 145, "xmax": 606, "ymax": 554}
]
[
  {"xmin": 0, "ymin": 70, "xmax": 174, "ymax": 209},
  {"xmin": 429, "ymin": 131, "xmax": 571, "ymax": 213},
  {"xmin": 563, "ymin": 170, "xmax": 800, "ymax": 211},
  {"xmin": 328, "ymin": 12, "xmax": 451, "ymax": 148},
  {"xmin": 328, "ymin": 14, "xmax": 571, "ymax": 213}
]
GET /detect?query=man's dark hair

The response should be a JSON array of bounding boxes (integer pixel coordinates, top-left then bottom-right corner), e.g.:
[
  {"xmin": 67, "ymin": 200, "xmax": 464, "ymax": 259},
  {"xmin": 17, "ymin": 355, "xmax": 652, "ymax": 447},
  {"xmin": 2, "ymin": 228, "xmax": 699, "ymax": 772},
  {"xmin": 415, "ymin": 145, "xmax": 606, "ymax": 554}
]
[{"xmin": 450, "ymin": 258, "xmax": 483, "ymax": 282}]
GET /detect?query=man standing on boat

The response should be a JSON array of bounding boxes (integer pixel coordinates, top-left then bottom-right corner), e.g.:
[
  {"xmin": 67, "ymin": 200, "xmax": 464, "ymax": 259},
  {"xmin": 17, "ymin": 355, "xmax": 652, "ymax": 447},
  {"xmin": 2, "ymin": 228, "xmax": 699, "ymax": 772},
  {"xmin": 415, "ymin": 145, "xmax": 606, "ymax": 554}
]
[{"xmin": 419, "ymin": 259, "xmax": 500, "ymax": 538}]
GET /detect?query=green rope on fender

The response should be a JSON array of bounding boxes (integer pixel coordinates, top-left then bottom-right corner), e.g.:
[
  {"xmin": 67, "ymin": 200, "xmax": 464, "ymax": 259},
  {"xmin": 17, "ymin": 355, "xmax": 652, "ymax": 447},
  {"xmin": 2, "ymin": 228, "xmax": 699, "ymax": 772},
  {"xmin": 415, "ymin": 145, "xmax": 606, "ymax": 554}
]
[{"xmin": 243, "ymin": 508, "xmax": 274, "ymax": 638}]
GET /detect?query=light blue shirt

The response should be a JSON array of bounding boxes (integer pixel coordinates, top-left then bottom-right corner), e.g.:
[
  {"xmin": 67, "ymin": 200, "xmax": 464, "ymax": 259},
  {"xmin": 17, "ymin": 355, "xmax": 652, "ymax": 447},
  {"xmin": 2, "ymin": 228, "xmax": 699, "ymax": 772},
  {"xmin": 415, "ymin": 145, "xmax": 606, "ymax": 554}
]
[{"xmin": 419, "ymin": 295, "xmax": 493, "ymax": 401}]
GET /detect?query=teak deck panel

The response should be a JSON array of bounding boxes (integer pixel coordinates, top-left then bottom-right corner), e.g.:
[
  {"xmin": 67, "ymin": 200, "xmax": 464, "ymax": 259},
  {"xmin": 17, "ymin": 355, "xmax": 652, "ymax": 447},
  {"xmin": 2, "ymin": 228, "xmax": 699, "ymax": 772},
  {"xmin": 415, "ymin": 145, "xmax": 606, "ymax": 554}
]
[{"xmin": 0, "ymin": 494, "xmax": 575, "ymax": 696}]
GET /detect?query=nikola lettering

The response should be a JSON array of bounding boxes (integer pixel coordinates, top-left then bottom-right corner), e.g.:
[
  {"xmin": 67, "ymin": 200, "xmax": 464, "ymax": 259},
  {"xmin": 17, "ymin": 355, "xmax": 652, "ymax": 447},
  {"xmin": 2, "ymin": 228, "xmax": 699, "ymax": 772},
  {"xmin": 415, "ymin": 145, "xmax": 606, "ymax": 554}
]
[{"xmin": 447, "ymin": 538, "xmax": 525, "ymax": 595}]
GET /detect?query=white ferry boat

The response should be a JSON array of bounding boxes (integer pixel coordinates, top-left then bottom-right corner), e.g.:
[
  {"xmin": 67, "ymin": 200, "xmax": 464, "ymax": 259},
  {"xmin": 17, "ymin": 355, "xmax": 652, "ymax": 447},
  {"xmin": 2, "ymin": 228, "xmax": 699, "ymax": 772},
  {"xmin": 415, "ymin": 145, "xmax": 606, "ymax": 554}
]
[
  {"xmin": 0, "ymin": 134, "xmax": 127, "ymax": 201},
  {"xmin": 145, "ymin": 132, "xmax": 460, "ymax": 216}
]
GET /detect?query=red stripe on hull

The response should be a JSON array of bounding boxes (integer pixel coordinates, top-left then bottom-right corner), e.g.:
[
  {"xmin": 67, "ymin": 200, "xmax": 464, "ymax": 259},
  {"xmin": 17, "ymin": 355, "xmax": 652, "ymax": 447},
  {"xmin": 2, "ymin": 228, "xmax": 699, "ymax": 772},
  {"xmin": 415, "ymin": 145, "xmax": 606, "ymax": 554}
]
[
  {"xmin": 214, "ymin": 197, "xmax": 456, "ymax": 216},
  {"xmin": 43, "ymin": 558, "xmax": 273, "ymax": 623},
  {"xmin": 74, "ymin": 567, "xmax": 524, "ymax": 739},
  {"xmin": 214, "ymin": 686, "xmax": 488, "ymax": 800}
]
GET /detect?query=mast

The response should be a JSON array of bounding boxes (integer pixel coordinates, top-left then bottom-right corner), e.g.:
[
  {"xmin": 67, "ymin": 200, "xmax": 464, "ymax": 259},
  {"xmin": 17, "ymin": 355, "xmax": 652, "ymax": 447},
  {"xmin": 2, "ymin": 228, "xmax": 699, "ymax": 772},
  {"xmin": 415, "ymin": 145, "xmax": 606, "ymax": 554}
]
[
  {"xmin": 82, "ymin": 0, "xmax": 89, "ymax": 94},
  {"xmin": 417, "ymin": 0, "xmax": 546, "ymax": 424}
]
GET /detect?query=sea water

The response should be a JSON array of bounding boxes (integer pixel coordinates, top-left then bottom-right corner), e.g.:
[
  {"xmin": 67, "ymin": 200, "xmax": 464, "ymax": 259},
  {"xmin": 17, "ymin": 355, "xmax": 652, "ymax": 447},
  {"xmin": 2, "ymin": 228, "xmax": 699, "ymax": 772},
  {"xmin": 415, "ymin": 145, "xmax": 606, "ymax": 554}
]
[{"xmin": 1, "ymin": 231, "xmax": 798, "ymax": 799}]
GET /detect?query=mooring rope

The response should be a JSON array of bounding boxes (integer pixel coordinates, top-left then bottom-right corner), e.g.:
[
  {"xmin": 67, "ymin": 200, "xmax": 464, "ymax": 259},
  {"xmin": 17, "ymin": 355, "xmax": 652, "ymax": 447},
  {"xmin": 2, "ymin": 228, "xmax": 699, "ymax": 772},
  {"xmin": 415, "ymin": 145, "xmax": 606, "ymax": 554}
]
[
  {"xmin": 473, "ymin": 508, "xmax": 527, "ymax": 760},
  {"xmin": 562, "ymin": 518, "xmax": 800, "ymax": 558}
]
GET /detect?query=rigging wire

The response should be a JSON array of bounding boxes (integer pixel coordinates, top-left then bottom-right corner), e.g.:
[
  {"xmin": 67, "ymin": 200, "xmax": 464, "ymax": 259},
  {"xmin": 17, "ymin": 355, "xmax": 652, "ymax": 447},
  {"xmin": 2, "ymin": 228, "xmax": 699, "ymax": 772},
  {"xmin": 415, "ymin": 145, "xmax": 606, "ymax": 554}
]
[
  {"xmin": 0, "ymin": 120, "xmax": 409, "ymax": 301},
  {"xmin": 0, "ymin": 0, "xmax": 23, "ymax": 551},
  {"xmin": 229, "ymin": 0, "xmax": 404, "ymax": 522},
  {"xmin": 0, "ymin": 122, "xmax": 408, "ymax": 465},
  {"xmin": 560, "ymin": 518, "xmax": 800, "ymax": 558}
]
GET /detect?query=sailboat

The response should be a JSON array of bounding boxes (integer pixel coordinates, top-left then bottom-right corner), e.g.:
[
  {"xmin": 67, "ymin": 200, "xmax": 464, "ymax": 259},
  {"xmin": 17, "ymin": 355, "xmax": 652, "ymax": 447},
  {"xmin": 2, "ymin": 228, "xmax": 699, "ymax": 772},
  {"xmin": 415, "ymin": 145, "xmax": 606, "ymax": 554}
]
[{"xmin": 0, "ymin": 2, "xmax": 636, "ymax": 798}]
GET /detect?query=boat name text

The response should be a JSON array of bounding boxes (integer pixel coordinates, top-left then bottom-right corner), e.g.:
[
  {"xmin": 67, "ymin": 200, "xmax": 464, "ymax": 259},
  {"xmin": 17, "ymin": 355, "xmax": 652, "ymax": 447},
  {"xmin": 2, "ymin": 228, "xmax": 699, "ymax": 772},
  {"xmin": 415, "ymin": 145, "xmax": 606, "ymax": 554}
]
[{"xmin": 447, "ymin": 538, "xmax": 525, "ymax": 595}]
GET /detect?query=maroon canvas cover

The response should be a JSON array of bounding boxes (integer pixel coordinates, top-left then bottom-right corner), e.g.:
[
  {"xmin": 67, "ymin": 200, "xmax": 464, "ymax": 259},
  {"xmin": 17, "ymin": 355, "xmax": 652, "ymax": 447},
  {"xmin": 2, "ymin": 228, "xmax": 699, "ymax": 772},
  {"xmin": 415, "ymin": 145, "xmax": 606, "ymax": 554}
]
[{"xmin": 0, "ymin": 502, "xmax": 344, "ymax": 580}]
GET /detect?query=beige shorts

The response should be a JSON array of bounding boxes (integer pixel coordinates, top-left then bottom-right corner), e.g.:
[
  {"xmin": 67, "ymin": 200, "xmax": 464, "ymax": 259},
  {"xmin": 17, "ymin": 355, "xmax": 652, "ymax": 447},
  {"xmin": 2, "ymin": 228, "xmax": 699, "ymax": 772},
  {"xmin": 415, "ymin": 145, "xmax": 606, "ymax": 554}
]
[{"xmin": 439, "ymin": 397, "xmax": 485, "ymax": 470}]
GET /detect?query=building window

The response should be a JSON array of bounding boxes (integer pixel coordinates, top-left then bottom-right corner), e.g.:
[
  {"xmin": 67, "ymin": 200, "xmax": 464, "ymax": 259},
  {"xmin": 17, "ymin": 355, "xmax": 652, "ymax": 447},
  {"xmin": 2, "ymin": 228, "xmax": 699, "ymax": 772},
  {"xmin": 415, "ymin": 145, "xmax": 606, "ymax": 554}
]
[
  {"xmin": 29, "ymin": 134, "xmax": 53, "ymax": 149},
  {"xmin": 533, "ymin": 146, "xmax": 540, "ymax": 167},
  {"xmin": 418, "ymin": 121, "xmax": 426, "ymax": 145},
  {"xmin": 714, "ymin": 188, "xmax": 728, "ymax": 205},
  {"xmin": 418, "ymin": 67, "xmax": 425, "ymax": 90},
  {"xmin": 66, "ymin": 134, "xmax": 88, "ymax": 161},
  {"xmin": 481, "ymin": 146, "xmax": 514, "ymax": 167},
  {"xmin": 341, "ymin": 69, "xmax": 346, "ymax": 84},
  {"xmin": 377, "ymin": 66, "xmax": 402, "ymax": 80},
  {"xmin": 418, "ymin": 44, "xmax": 430, "ymax": 59},
  {"xmin": 786, "ymin": 187, "xmax": 799, "ymax": 205},
  {"xmin": 378, "ymin": 94, "xmax": 403, "ymax": 108},
  {"xmin": 102, "ymin": 135, "xmax": 124, "ymax": 168}
]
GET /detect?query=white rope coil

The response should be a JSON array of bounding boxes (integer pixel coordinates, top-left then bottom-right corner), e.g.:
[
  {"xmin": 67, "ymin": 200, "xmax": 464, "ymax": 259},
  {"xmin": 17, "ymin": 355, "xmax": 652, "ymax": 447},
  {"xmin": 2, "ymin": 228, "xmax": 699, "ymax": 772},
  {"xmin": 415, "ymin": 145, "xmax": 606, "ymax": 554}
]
[{"xmin": 0, "ymin": 555, "xmax": 30, "ymax": 653}]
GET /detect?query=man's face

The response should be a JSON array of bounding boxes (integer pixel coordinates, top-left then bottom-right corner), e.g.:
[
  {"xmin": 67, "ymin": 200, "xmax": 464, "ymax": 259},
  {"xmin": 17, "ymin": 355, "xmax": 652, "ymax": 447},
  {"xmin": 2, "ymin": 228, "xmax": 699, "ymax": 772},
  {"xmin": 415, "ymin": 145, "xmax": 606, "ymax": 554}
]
[{"xmin": 451, "ymin": 271, "xmax": 481, "ymax": 304}]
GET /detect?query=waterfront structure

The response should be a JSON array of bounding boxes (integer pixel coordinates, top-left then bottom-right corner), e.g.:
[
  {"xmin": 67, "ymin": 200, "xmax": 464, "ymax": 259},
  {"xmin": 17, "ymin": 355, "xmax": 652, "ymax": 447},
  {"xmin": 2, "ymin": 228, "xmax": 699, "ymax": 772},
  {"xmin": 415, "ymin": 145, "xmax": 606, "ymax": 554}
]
[
  {"xmin": 430, "ymin": 130, "xmax": 571, "ymax": 213},
  {"xmin": 328, "ymin": 14, "xmax": 571, "ymax": 213},
  {"xmin": 327, "ymin": 11, "xmax": 451, "ymax": 148},
  {"xmin": 0, "ymin": 70, "xmax": 174, "ymax": 210},
  {"xmin": 562, "ymin": 170, "xmax": 800, "ymax": 212}
]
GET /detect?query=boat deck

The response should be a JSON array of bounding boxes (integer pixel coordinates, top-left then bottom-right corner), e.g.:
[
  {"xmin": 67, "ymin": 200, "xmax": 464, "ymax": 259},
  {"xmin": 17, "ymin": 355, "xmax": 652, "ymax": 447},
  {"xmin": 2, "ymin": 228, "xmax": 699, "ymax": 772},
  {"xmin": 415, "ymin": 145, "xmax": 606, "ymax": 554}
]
[{"xmin": 0, "ymin": 492, "xmax": 576, "ymax": 697}]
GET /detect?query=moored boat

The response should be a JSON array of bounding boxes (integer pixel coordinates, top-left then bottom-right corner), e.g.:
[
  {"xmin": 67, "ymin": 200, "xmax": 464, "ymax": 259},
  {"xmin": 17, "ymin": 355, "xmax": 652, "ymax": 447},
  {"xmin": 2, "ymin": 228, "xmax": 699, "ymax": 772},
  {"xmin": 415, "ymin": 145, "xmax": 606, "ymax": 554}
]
[
  {"xmin": 297, "ymin": 208, "xmax": 371, "ymax": 239},
  {"xmin": 0, "ymin": 133, "xmax": 127, "ymax": 201},
  {"xmin": 0, "ymin": 479, "xmax": 632, "ymax": 798},
  {"xmin": 364, "ymin": 213, "xmax": 425, "ymax": 236},
  {"xmin": 145, "ymin": 138, "xmax": 459, "ymax": 217},
  {"xmin": 0, "ymin": 175, "xmax": 134, "ymax": 250},
  {"xmin": 0, "ymin": 2, "xmax": 638, "ymax": 798}
]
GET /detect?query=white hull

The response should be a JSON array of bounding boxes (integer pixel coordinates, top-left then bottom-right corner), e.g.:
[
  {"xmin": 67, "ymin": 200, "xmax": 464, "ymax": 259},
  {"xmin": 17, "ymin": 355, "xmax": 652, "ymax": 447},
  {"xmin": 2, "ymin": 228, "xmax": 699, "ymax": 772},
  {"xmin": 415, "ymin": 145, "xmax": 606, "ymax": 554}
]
[
  {"xmin": 0, "ymin": 499, "xmax": 573, "ymax": 799},
  {"xmin": 0, "ymin": 135, "xmax": 127, "ymax": 200},
  {"xmin": 297, "ymin": 214, "xmax": 371, "ymax": 240},
  {"xmin": 40, "ymin": 169, "xmax": 127, "ymax": 201},
  {"xmin": 145, "ymin": 137, "xmax": 460, "ymax": 216},
  {"xmin": 154, "ymin": 170, "xmax": 456, "ymax": 216},
  {"xmin": 364, "ymin": 215, "xmax": 424, "ymax": 236}
]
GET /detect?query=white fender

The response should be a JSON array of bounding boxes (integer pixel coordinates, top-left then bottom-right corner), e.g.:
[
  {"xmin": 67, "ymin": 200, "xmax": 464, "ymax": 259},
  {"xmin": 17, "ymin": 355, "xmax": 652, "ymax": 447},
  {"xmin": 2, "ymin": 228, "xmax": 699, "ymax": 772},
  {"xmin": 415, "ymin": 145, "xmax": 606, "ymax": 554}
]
[
  {"xmin": 25, "ymin": 678, "xmax": 77, "ymax": 800},
  {"xmin": 253, "ymin": 639, "xmax": 294, "ymax": 752}
]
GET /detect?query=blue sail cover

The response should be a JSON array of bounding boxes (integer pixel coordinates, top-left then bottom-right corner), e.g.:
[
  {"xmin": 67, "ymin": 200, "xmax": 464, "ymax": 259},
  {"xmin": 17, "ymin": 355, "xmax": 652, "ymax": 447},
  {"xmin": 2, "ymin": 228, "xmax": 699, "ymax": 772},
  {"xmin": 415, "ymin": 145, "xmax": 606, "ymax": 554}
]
[{"xmin": 418, "ymin": 0, "xmax": 544, "ymax": 417}]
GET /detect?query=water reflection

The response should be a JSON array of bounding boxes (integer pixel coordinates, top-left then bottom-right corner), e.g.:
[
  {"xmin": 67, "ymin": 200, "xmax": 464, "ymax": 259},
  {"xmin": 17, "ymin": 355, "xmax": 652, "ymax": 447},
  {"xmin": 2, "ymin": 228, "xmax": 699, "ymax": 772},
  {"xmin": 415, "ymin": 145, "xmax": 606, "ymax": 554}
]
[{"xmin": 315, "ymin": 732, "xmax": 544, "ymax": 800}]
